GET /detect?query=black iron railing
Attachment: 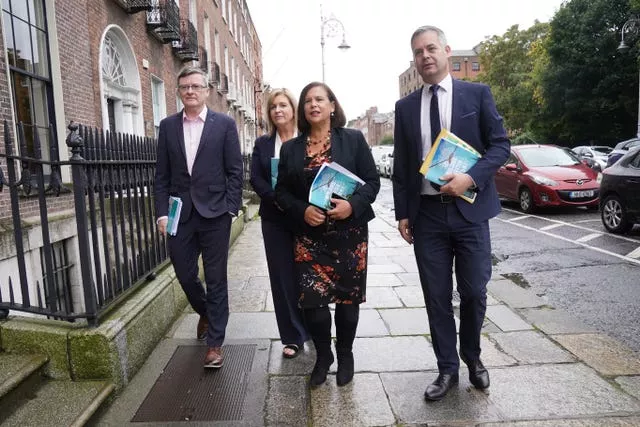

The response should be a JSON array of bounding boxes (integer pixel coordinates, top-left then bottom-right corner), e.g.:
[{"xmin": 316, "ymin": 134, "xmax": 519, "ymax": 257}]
[
  {"xmin": 242, "ymin": 153, "xmax": 252, "ymax": 191},
  {"xmin": 113, "ymin": 0, "xmax": 153, "ymax": 13},
  {"xmin": 172, "ymin": 19, "xmax": 199, "ymax": 62},
  {"xmin": 0, "ymin": 121, "xmax": 169, "ymax": 325},
  {"xmin": 146, "ymin": 0, "xmax": 181, "ymax": 43}
]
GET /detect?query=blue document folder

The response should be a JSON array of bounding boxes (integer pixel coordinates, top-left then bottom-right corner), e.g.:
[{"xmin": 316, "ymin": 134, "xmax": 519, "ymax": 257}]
[
  {"xmin": 270, "ymin": 157, "xmax": 279, "ymax": 189},
  {"xmin": 166, "ymin": 196, "xmax": 182, "ymax": 236}
]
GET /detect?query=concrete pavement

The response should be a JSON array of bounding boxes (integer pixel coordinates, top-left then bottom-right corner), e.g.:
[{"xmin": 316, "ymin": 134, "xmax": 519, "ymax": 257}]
[{"xmin": 96, "ymin": 201, "xmax": 640, "ymax": 426}]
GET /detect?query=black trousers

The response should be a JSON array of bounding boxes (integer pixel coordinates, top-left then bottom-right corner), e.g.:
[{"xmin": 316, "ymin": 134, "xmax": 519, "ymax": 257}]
[
  {"xmin": 168, "ymin": 210, "xmax": 231, "ymax": 347},
  {"xmin": 304, "ymin": 304, "xmax": 360, "ymax": 354}
]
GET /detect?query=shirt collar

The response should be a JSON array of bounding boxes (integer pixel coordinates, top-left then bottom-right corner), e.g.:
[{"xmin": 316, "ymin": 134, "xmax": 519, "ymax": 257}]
[
  {"xmin": 424, "ymin": 74, "xmax": 452, "ymax": 94},
  {"xmin": 183, "ymin": 107, "xmax": 208, "ymax": 122}
]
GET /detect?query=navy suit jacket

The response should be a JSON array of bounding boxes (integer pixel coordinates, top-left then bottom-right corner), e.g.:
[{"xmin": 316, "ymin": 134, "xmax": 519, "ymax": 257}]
[
  {"xmin": 154, "ymin": 109, "xmax": 243, "ymax": 223},
  {"xmin": 392, "ymin": 79, "xmax": 510, "ymax": 225},
  {"xmin": 249, "ymin": 133, "xmax": 286, "ymax": 222},
  {"xmin": 275, "ymin": 127, "xmax": 381, "ymax": 234}
]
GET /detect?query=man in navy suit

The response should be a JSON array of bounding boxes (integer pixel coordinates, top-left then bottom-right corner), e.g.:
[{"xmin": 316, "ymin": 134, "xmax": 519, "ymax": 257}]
[
  {"xmin": 392, "ymin": 26, "xmax": 510, "ymax": 401},
  {"xmin": 155, "ymin": 67, "xmax": 243, "ymax": 369}
]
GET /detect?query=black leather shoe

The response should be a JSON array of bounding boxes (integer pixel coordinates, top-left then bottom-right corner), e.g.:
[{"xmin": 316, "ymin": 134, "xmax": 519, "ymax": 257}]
[
  {"xmin": 424, "ymin": 373, "xmax": 459, "ymax": 401},
  {"xmin": 309, "ymin": 351, "xmax": 334, "ymax": 387},
  {"xmin": 467, "ymin": 359, "xmax": 490, "ymax": 389}
]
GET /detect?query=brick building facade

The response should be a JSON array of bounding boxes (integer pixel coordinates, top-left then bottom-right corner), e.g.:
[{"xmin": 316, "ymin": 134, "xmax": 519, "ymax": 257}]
[
  {"xmin": 347, "ymin": 106, "xmax": 394, "ymax": 147},
  {"xmin": 398, "ymin": 47, "xmax": 481, "ymax": 98}
]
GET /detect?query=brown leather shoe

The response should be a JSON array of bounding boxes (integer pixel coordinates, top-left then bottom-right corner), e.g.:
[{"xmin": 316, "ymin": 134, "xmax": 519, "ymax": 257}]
[
  {"xmin": 204, "ymin": 347, "xmax": 224, "ymax": 369},
  {"xmin": 197, "ymin": 315, "xmax": 208, "ymax": 341}
]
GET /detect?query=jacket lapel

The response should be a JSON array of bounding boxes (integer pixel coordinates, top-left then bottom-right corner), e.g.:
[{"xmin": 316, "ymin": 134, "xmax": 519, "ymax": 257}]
[
  {"xmin": 194, "ymin": 109, "xmax": 216, "ymax": 161},
  {"xmin": 410, "ymin": 89, "xmax": 423, "ymax": 161},
  {"xmin": 450, "ymin": 79, "xmax": 462, "ymax": 135},
  {"xmin": 330, "ymin": 128, "xmax": 344, "ymax": 165},
  {"xmin": 176, "ymin": 112, "xmax": 187, "ymax": 162}
]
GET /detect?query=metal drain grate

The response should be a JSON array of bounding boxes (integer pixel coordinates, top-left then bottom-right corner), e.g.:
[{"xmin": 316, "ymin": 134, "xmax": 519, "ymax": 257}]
[{"xmin": 132, "ymin": 344, "xmax": 256, "ymax": 422}]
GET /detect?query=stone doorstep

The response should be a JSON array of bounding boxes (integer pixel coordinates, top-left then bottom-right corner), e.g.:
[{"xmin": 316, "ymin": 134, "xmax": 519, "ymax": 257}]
[
  {"xmin": 0, "ymin": 379, "xmax": 114, "ymax": 427},
  {"xmin": 0, "ymin": 353, "xmax": 48, "ymax": 400}
]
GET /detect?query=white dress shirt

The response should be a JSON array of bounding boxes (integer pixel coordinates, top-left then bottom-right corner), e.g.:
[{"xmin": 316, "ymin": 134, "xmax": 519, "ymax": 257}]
[
  {"xmin": 420, "ymin": 74, "xmax": 453, "ymax": 195},
  {"xmin": 183, "ymin": 107, "xmax": 208, "ymax": 175},
  {"xmin": 273, "ymin": 130, "xmax": 297, "ymax": 158}
]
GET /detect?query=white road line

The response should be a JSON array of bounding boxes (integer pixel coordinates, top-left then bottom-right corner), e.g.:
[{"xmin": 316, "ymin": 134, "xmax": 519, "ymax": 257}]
[
  {"xmin": 496, "ymin": 217, "xmax": 640, "ymax": 266},
  {"xmin": 501, "ymin": 207, "xmax": 640, "ymax": 244},
  {"xmin": 573, "ymin": 219, "xmax": 602, "ymax": 224},
  {"xmin": 540, "ymin": 223, "xmax": 565, "ymax": 231},
  {"xmin": 507, "ymin": 215, "xmax": 531, "ymax": 222},
  {"xmin": 626, "ymin": 246, "xmax": 640, "ymax": 259},
  {"xmin": 576, "ymin": 233, "xmax": 603, "ymax": 243}
]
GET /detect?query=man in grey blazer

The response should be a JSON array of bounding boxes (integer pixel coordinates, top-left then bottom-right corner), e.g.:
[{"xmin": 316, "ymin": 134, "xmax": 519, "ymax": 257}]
[{"xmin": 155, "ymin": 67, "xmax": 243, "ymax": 369}]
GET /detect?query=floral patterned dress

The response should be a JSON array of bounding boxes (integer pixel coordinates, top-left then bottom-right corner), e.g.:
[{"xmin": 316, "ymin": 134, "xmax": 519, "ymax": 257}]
[{"xmin": 294, "ymin": 141, "xmax": 368, "ymax": 308}]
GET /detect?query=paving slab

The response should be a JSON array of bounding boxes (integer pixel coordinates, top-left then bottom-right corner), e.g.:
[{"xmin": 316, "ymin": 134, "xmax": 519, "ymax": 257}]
[
  {"xmin": 309, "ymin": 373, "xmax": 396, "ymax": 427},
  {"xmin": 486, "ymin": 293, "xmax": 499, "ymax": 306},
  {"xmin": 481, "ymin": 417, "xmax": 640, "ymax": 426},
  {"xmin": 171, "ymin": 313, "xmax": 203, "ymax": 340},
  {"xmin": 380, "ymin": 371, "xmax": 502, "ymax": 425},
  {"xmin": 265, "ymin": 291, "xmax": 274, "ymax": 311},
  {"xmin": 615, "ymin": 376, "xmax": 640, "ymax": 401},
  {"xmin": 489, "ymin": 331, "xmax": 575, "ymax": 364},
  {"xmin": 394, "ymin": 286, "xmax": 426, "ymax": 308},
  {"xmin": 378, "ymin": 308, "xmax": 429, "ymax": 335},
  {"xmin": 268, "ymin": 341, "xmax": 321, "ymax": 375},
  {"xmin": 485, "ymin": 305, "xmax": 533, "ymax": 332},
  {"xmin": 265, "ymin": 376, "xmax": 309, "ymax": 427},
  {"xmin": 488, "ymin": 278, "xmax": 547, "ymax": 308},
  {"xmin": 228, "ymin": 289, "xmax": 267, "ymax": 312},
  {"xmin": 519, "ymin": 307, "xmax": 598, "ymax": 334},
  {"xmin": 390, "ymin": 255, "xmax": 419, "ymax": 273},
  {"xmin": 226, "ymin": 312, "xmax": 279, "ymax": 339},
  {"xmin": 397, "ymin": 272, "xmax": 422, "ymax": 286},
  {"xmin": 365, "ymin": 273, "xmax": 404, "ymax": 287},
  {"xmin": 366, "ymin": 263, "xmax": 406, "ymax": 274},
  {"xmin": 477, "ymin": 335, "xmax": 518, "ymax": 367},
  {"xmin": 365, "ymin": 286, "xmax": 404, "ymax": 308},
  {"xmin": 352, "ymin": 336, "xmax": 437, "ymax": 372},
  {"xmin": 353, "ymin": 309, "xmax": 389, "ymax": 337},
  {"xmin": 487, "ymin": 364, "xmax": 640, "ymax": 419},
  {"xmin": 244, "ymin": 275, "xmax": 272, "ymax": 290},
  {"xmin": 552, "ymin": 334, "xmax": 640, "ymax": 376}
]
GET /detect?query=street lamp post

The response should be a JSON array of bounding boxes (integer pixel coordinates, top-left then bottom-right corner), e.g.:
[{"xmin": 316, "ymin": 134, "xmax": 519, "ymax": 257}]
[
  {"xmin": 320, "ymin": 6, "xmax": 350, "ymax": 83},
  {"xmin": 618, "ymin": 17, "xmax": 640, "ymax": 138}
]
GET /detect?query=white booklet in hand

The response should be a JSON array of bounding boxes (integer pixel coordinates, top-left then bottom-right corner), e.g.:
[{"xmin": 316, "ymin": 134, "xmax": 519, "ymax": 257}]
[
  {"xmin": 308, "ymin": 162, "xmax": 365, "ymax": 210},
  {"xmin": 166, "ymin": 196, "xmax": 182, "ymax": 236}
]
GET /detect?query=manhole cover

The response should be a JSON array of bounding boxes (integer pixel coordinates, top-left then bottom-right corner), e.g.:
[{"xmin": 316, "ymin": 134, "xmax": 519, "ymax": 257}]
[{"xmin": 132, "ymin": 344, "xmax": 256, "ymax": 422}]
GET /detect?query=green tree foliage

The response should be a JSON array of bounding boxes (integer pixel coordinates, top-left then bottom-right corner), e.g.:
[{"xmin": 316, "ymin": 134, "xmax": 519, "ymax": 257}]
[
  {"xmin": 477, "ymin": 22, "xmax": 550, "ymax": 137},
  {"xmin": 538, "ymin": 0, "xmax": 638, "ymax": 145},
  {"xmin": 379, "ymin": 134, "xmax": 393, "ymax": 145}
]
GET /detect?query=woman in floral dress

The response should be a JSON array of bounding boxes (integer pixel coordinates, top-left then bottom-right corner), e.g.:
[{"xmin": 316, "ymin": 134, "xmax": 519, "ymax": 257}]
[{"xmin": 275, "ymin": 82, "xmax": 380, "ymax": 387}]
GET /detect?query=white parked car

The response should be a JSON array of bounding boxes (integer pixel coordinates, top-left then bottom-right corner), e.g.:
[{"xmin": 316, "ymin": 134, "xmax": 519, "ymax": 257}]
[{"xmin": 371, "ymin": 146, "xmax": 394, "ymax": 176}]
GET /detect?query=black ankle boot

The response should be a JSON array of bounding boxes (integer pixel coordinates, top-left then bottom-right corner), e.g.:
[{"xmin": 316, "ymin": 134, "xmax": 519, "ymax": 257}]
[
  {"xmin": 310, "ymin": 350, "xmax": 334, "ymax": 387},
  {"xmin": 336, "ymin": 349, "xmax": 354, "ymax": 386}
]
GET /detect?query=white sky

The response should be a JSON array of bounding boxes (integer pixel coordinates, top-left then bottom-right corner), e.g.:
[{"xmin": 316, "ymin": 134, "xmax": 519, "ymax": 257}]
[{"xmin": 245, "ymin": 0, "xmax": 565, "ymax": 121}]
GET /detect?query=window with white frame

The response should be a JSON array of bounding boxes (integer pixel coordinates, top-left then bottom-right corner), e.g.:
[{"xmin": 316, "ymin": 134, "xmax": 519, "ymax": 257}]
[
  {"xmin": 151, "ymin": 76, "xmax": 166, "ymax": 138},
  {"xmin": 3, "ymin": 0, "xmax": 56, "ymax": 177},
  {"xmin": 214, "ymin": 30, "xmax": 221, "ymax": 65}
]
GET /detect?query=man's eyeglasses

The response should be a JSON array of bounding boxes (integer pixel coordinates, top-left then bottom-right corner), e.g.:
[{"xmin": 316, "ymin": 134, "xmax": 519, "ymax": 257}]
[{"xmin": 178, "ymin": 84, "xmax": 208, "ymax": 92}]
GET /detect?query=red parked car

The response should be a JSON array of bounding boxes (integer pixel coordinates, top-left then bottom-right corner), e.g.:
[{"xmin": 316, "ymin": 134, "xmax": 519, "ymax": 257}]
[{"xmin": 495, "ymin": 144, "xmax": 600, "ymax": 213}]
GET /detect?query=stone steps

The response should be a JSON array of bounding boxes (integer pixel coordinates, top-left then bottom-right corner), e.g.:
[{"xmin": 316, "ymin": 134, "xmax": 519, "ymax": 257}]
[{"xmin": 0, "ymin": 352, "xmax": 114, "ymax": 426}]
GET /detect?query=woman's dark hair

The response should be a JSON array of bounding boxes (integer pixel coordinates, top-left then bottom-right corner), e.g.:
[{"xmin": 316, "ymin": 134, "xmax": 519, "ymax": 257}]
[{"xmin": 297, "ymin": 82, "xmax": 347, "ymax": 133}]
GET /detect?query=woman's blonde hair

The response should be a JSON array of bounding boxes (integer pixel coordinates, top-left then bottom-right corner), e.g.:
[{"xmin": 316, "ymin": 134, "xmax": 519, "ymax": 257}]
[{"xmin": 266, "ymin": 88, "xmax": 298, "ymax": 136}]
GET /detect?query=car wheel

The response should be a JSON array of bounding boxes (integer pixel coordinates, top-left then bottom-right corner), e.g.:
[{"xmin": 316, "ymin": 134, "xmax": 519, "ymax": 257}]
[
  {"xmin": 519, "ymin": 187, "xmax": 535, "ymax": 213},
  {"xmin": 601, "ymin": 195, "xmax": 632, "ymax": 234}
]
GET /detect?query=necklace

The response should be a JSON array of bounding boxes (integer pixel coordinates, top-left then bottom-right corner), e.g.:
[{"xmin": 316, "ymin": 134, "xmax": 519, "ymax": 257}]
[{"xmin": 306, "ymin": 131, "xmax": 331, "ymax": 148}]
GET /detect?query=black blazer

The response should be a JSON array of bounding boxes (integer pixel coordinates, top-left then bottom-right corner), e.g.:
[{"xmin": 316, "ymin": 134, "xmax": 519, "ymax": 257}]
[
  {"xmin": 275, "ymin": 127, "xmax": 380, "ymax": 233},
  {"xmin": 249, "ymin": 133, "xmax": 286, "ymax": 222},
  {"xmin": 393, "ymin": 79, "xmax": 510, "ymax": 225},
  {"xmin": 154, "ymin": 109, "xmax": 244, "ymax": 222}
]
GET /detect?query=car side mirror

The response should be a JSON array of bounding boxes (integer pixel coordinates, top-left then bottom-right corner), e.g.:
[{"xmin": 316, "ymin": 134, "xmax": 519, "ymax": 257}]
[{"xmin": 504, "ymin": 163, "xmax": 519, "ymax": 172}]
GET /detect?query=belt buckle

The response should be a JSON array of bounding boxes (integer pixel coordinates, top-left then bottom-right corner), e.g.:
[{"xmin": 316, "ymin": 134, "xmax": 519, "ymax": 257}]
[{"xmin": 439, "ymin": 194, "xmax": 453, "ymax": 203}]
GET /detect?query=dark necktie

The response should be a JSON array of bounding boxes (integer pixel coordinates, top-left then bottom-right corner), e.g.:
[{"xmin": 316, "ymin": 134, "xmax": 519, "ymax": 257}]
[
  {"xmin": 430, "ymin": 84, "xmax": 441, "ymax": 143},
  {"xmin": 429, "ymin": 84, "xmax": 442, "ymax": 192}
]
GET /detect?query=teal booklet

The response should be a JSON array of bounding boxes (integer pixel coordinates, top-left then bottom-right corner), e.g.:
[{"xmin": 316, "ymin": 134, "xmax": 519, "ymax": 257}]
[
  {"xmin": 308, "ymin": 162, "xmax": 365, "ymax": 210},
  {"xmin": 419, "ymin": 129, "xmax": 481, "ymax": 203},
  {"xmin": 166, "ymin": 196, "xmax": 182, "ymax": 236},
  {"xmin": 270, "ymin": 157, "xmax": 279, "ymax": 189}
]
